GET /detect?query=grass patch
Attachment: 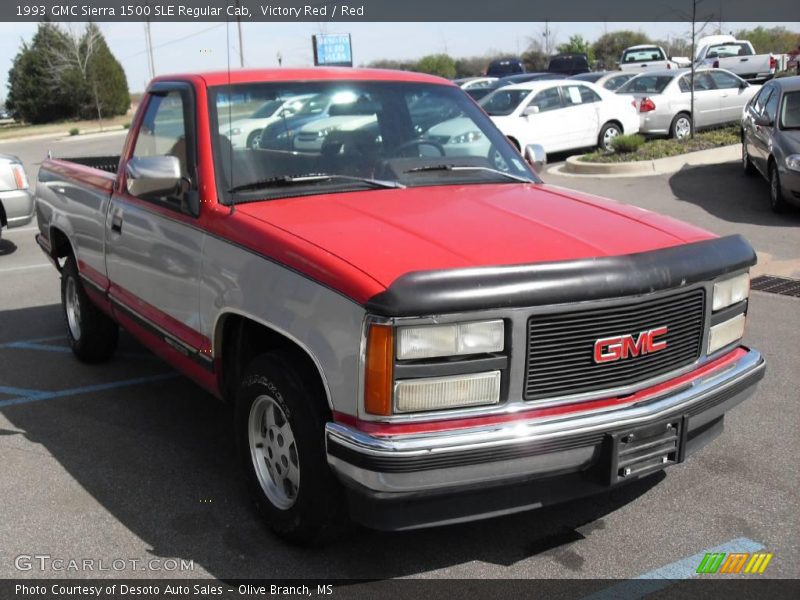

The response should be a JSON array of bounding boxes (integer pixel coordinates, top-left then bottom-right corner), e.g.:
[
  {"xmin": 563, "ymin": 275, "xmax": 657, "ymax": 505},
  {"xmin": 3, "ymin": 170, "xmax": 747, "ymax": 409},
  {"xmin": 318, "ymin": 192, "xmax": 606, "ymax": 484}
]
[
  {"xmin": 611, "ymin": 134, "xmax": 645, "ymax": 153},
  {"xmin": 581, "ymin": 125, "xmax": 739, "ymax": 163},
  {"xmin": 0, "ymin": 112, "xmax": 133, "ymax": 141}
]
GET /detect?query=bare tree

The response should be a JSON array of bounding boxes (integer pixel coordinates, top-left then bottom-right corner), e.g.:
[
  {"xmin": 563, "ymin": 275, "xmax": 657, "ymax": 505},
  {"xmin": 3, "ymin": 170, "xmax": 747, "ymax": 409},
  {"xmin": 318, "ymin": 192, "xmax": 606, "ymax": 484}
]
[
  {"xmin": 666, "ymin": 1, "xmax": 718, "ymax": 139},
  {"xmin": 44, "ymin": 24, "xmax": 106, "ymax": 129}
]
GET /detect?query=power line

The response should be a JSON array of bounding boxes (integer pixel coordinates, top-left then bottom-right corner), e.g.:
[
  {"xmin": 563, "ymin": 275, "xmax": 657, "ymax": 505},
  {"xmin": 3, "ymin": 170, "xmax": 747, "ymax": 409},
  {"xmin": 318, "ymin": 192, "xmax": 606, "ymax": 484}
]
[{"xmin": 122, "ymin": 23, "xmax": 226, "ymax": 60}]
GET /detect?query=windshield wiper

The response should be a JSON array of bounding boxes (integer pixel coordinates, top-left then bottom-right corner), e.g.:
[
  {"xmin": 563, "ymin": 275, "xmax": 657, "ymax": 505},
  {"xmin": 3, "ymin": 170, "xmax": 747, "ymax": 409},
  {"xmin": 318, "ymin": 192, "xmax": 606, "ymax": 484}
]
[
  {"xmin": 227, "ymin": 173, "xmax": 405, "ymax": 194},
  {"xmin": 404, "ymin": 164, "xmax": 536, "ymax": 184}
]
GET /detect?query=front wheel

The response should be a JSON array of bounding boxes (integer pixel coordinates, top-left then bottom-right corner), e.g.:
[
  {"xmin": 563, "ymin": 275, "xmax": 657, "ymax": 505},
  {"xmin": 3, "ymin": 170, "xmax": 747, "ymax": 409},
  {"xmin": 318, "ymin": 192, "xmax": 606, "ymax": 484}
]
[
  {"xmin": 598, "ymin": 122, "xmax": 622, "ymax": 151},
  {"xmin": 235, "ymin": 352, "xmax": 345, "ymax": 544},
  {"xmin": 742, "ymin": 140, "xmax": 756, "ymax": 174},
  {"xmin": 670, "ymin": 113, "xmax": 693, "ymax": 140},
  {"xmin": 769, "ymin": 163, "xmax": 789, "ymax": 213},
  {"xmin": 246, "ymin": 130, "xmax": 262, "ymax": 149},
  {"xmin": 61, "ymin": 256, "xmax": 118, "ymax": 363}
]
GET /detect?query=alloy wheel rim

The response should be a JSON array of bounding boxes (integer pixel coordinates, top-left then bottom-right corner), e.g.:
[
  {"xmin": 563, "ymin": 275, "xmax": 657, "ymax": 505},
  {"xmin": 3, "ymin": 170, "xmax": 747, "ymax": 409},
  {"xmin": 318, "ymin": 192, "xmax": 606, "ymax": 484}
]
[
  {"xmin": 248, "ymin": 394, "xmax": 300, "ymax": 509},
  {"xmin": 675, "ymin": 118, "xmax": 690, "ymax": 139},
  {"xmin": 65, "ymin": 277, "xmax": 82, "ymax": 340},
  {"xmin": 603, "ymin": 127, "xmax": 620, "ymax": 150}
]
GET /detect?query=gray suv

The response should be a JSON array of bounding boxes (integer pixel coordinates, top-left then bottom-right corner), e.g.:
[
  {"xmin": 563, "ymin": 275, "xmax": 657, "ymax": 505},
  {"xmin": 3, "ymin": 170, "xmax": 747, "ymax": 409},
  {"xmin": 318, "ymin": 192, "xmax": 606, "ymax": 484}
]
[{"xmin": 0, "ymin": 154, "xmax": 34, "ymax": 238}]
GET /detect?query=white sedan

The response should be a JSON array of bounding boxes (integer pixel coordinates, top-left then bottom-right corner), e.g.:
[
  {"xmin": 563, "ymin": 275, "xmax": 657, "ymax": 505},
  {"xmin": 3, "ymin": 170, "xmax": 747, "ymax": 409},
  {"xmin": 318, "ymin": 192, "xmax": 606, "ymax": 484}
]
[
  {"xmin": 220, "ymin": 94, "xmax": 313, "ymax": 149},
  {"xmin": 480, "ymin": 80, "xmax": 640, "ymax": 154}
]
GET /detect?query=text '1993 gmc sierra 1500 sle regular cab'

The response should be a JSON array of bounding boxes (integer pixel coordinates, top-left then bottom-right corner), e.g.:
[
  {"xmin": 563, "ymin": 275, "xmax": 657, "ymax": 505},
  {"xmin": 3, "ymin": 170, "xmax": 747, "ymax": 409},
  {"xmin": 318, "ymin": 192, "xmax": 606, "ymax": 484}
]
[{"xmin": 35, "ymin": 68, "xmax": 765, "ymax": 543}]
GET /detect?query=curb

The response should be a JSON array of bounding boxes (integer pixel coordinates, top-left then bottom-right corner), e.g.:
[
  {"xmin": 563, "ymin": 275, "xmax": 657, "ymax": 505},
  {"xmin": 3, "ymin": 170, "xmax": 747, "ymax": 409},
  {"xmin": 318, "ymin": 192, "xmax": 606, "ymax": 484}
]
[
  {"xmin": 555, "ymin": 144, "xmax": 741, "ymax": 177},
  {"xmin": 0, "ymin": 125, "xmax": 127, "ymax": 145}
]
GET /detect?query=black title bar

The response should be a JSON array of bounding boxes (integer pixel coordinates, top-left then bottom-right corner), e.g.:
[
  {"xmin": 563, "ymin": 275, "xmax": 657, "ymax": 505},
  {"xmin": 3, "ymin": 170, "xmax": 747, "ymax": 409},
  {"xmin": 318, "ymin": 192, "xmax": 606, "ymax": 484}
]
[{"xmin": 3, "ymin": 0, "xmax": 799, "ymax": 22}]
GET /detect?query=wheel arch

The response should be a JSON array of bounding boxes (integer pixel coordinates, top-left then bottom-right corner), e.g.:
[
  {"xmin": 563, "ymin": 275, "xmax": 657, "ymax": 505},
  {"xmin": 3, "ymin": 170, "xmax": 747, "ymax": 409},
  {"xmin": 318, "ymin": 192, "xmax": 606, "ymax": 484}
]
[
  {"xmin": 0, "ymin": 201, "xmax": 7, "ymax": 228},
  {"xmin": 213, "ymin": 310, "xmax": 334, "ymax": 412}
]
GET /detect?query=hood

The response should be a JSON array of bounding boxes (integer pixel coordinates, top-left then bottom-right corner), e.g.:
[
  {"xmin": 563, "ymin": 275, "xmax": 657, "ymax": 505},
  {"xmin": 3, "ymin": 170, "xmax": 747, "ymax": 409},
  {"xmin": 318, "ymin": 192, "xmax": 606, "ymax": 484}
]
[{"xmin": 236, "ymin": 183, "xmax": 714, "ymax": 291}]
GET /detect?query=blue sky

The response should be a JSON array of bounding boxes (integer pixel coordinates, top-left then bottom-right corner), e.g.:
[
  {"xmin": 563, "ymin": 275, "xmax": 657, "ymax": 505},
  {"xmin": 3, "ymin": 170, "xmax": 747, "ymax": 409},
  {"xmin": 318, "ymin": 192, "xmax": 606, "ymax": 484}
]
[{"xmin": 0, "ymin": 21, "xmax": 797, "ymax": 96}]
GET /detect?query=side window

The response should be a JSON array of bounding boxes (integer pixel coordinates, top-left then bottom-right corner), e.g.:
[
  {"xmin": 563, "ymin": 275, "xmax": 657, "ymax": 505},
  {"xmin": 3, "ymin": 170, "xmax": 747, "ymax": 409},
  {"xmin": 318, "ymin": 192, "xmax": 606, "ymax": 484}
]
[
  {"xmin": 693, "ymin": 73, "xmax": 716, "ymax": 91},
  {"xmin": 131, "ymin": 91, "xmax": 190, "ymax": 203},
  {"xmin": 603, "ymin": 76, "xmax": 627, "ymax": 91},
  {"xmin": 578, "ymin": 86, "xmax": 602, "ymax": 103},
  {"xmin": 709, "ymin": 71, "xmax": 741, "ymax": 89},
  {"xmin": 529, "ymin": 87, "xmax": 563, "ymax": 112},
  {"xmin": 678, "ymin": 76, "xmax": 691, "ymax": 93},
  {"xmin": 763, "ymin": 90, "xmax": 780, "ymax": 124},
  {"xmin": 753, "ymin": 87, "xmax": 774, "ymax": 116}
]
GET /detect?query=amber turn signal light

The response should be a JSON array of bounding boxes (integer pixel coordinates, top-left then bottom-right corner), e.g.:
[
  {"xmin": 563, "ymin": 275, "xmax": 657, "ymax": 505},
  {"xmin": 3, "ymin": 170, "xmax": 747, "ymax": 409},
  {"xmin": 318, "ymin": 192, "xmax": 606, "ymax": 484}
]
[{"xmin": 365, "ymin": 324, "xmax": 394, "ymax": 415}]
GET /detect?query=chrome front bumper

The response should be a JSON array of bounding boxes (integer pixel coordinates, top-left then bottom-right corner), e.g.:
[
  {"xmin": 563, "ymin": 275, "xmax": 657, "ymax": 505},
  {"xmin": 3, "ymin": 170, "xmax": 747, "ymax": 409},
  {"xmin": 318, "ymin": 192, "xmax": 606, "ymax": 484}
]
[{"xmin": 326, "ymin": 348, "xmax": 764, "ymax": 499}]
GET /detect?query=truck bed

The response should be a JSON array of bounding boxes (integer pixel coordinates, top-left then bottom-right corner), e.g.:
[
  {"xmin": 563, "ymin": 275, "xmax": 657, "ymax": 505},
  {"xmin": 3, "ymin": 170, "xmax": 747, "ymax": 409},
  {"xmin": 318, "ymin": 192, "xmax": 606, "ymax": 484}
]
[{"xmin": 57, "ymin": 155, "xmax": 120, "ymax": 174}]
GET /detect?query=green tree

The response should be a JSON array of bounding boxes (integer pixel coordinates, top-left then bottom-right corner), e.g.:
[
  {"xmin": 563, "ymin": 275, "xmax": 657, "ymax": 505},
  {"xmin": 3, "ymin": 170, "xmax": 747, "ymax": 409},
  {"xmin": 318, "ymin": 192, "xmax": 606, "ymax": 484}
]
[
  {"xmin": 592, "ymin": 30, "xmax": 652, "ymax": 70},
  {"xmin": 521, "ymin": 39, "xmax": 548, "ymax": 72},
  {"xmin": 414, "ymin": 54, "xmax": 457, "ymax": 79},
  {"xmin": 557, "ymin": 35, "xmax": 594, "ymax": 62},
  {"xmin": 733, "ymin": 26, "xmax": 800, "ymax": 54},
  {"xmin": 6, "ymin": 23, "xmax": 79, "ymax": 123}
]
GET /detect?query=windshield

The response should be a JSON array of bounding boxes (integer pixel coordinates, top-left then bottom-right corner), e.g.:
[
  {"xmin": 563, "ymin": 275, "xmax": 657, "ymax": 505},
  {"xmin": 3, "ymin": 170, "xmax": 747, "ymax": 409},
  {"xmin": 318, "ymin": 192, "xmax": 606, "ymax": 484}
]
[
  {"xmin": 617, "ymin": 74, "xmax": 675, "ymax": 94},
  {"xmin": 212, "ymin": 81, "xmax": 536, "ymax": 202},
  {"xmin": 479, "ymin": 88, "xmax": 532, "ymax": 116},
  {"xmin": 780, "ymin": 91, "xmax": 800, "ymax": 130}
]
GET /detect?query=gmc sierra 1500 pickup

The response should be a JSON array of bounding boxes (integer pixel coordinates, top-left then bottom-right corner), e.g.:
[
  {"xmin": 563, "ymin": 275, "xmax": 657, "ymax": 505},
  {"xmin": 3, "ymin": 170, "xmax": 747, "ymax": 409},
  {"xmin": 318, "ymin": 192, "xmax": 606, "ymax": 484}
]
[{"xmin": 35, "ymin": 68, "xmax": 765, "ymax": 543}]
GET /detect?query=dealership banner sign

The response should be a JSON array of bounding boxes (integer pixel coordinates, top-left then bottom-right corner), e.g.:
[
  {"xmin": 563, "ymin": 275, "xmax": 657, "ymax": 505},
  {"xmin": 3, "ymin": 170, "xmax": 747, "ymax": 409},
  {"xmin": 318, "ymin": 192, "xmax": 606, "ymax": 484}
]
[{"xmin": 4, "ymin": 0, "xmax": 799, "ymax": 22}]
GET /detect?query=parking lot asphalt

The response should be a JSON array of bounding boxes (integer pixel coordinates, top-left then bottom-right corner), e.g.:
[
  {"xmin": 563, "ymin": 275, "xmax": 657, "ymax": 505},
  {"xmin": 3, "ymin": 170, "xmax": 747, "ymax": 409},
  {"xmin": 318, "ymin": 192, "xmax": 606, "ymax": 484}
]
[{"xmin": 0, "ymin": 134, "xmax": 799, "ymax": 582}]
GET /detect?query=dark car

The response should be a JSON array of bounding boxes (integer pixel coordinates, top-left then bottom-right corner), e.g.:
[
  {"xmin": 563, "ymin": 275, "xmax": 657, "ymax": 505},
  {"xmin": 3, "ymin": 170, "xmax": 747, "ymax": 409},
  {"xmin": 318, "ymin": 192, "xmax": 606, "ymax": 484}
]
[
  {"xmin": 741, "ymin": 76, "xmax": 800, "ymax": 212},
  {"xmin": 466, "ymin": 72, "xmax": 564, "ymax": 101},
  {"xmin": 486, "ymin": 57, "xmax": 525, "ymax": 78},
  {"xmin": 548, "ymin": 53, "xmax": 590, "ymax": 76},
  {"xmin": 257, "ymin": 93, "xmax": 333, "ymax": 150}
]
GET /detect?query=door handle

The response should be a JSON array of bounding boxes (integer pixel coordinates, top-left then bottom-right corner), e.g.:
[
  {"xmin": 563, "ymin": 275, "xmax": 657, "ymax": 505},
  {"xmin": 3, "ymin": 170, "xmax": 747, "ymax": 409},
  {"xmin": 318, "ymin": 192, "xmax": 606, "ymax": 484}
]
[
  {"xmin": 740, "ymin": 58, "xmax": 748, "ymax": 62},
  {"xmin": 111, "ymin": 213, "xmax": 123, "ymax": 234}
]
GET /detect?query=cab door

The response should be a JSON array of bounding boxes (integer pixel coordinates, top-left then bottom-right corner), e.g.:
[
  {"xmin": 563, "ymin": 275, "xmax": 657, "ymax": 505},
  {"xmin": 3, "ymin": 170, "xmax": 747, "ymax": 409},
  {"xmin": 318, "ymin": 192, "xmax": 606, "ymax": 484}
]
[
  {"xmin": 105, "ymin": 82, "xmax": 209, "ymax": 359},
  {"xmin": 518, "ymin": 86, "xmax": 567, "ymax": 152},
  {"xmin": 559, "ymin": 83, "xmax": 602, "ymax": 147}
]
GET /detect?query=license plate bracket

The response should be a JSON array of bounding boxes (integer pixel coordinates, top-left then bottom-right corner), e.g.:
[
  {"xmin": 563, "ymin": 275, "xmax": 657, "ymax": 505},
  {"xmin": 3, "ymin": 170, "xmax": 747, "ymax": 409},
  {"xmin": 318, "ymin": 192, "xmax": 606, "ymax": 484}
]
[{"xmin": 608, "ymin": 417, "xmax": 685, "ymax": 484}]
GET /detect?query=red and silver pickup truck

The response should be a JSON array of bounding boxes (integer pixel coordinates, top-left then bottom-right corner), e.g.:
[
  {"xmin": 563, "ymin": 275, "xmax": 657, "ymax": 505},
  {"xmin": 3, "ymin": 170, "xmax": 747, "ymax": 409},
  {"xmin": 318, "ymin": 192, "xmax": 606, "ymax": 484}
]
[{"xmin": 35, "ymin": 68, "xmax": 765, "ymax": 542}]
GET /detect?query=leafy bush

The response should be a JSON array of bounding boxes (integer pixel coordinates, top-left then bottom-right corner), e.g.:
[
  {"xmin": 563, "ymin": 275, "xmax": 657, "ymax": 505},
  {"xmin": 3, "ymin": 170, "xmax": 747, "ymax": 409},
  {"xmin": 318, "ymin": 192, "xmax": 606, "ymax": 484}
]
[
  {"xmin": 611, "ymin": 134, "xmax": 645, "ymax": 154},
  {"xmin": 69, "ymin": 127, "xmax": 79, "ymax": 136},
  {"xmin": 123, "ymin": 122, "xmax": 131, "ymax": 129}
]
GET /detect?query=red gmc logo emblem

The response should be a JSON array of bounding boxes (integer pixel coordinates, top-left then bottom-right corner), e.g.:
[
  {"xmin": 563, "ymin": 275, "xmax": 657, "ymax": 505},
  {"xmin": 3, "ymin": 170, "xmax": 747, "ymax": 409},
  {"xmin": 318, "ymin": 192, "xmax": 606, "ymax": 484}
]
[{"xmin": 593, "ymin": 327, "xmax": 669, "ymax": 363}]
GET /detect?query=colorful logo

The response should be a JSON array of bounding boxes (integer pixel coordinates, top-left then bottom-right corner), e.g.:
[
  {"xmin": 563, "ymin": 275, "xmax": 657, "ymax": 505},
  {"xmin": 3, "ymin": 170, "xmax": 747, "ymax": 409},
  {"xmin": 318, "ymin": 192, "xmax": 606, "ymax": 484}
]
[{"xmin": 696, "ymin": 552, "xmax": 773, "ymax": 574}]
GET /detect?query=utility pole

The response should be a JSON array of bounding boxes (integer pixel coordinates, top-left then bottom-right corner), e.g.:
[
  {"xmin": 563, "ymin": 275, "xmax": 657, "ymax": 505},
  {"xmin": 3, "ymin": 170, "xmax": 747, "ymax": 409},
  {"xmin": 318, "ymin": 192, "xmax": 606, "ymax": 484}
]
[
  {"xmin": 236, "ymin": 0, "xmax": 244, "ymax": 67},
  {"xmin": 144, "ymin": 20, "xmax": 155, "ymax": 79}
]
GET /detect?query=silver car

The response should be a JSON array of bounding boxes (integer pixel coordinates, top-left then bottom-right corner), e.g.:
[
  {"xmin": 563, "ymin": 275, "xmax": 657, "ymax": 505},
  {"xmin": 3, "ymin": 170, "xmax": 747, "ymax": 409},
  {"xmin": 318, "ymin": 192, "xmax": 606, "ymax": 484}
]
[
  {"xmin": 616, "ymin": 68, "xmax": 760, "ymax": 139},
  {"xmin": 742, "ymin": 76, "xmax": 800, "ymax": 212},
  {"xmin": 0, "ymin": 154, "xmax": 34, "ymax": 238},
  {"xmin": 570, "ymin": 70, "xmax": 636, "ymax": 92}
]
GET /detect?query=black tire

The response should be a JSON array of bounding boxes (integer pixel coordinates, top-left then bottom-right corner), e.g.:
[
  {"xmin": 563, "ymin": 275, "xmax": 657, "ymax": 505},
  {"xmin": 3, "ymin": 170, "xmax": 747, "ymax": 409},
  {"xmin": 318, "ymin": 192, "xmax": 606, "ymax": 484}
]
[
  {"xmin": 246, "ymin": 130, "xmax": 261, "ymax": 149},
  {"xmin": 742, "ymin": 139, "xmax": 756, "ymax": 175},
  {"xmin": 670, "ymin": 113, "xmax": 693, "ymax": 140},
  {"xmin": 235, "ymin": 352, "xmax": 346, "ymax": 544},
  {"xmin": 769, "ymin": 162, "xmax": 789, "ymax": 213},
  {"xmin": 61, "ymin": 255, "xmax": 119, "ymax": 363},
  {"xmin": 598, "ymin": 122, "xmax": 622, "ymax": 151}
]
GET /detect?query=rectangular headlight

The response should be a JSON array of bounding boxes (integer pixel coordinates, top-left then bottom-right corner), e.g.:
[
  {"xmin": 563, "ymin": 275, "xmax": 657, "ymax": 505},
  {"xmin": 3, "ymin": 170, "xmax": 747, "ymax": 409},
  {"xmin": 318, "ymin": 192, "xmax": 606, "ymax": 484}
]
[
  {"xmin": 394, "ymin": 371, "xmax": 501, "ymax": 413},
  {"xmin": 712, "ymin": 273, "xmax": 749, "ymax": 311},
  {"xmin": 708, "ymin": 314, "xmax": 746, "ymax": 354},
  {"xmin": 397, "ymin": 320, "xmax": 504, "ymax": 360}
]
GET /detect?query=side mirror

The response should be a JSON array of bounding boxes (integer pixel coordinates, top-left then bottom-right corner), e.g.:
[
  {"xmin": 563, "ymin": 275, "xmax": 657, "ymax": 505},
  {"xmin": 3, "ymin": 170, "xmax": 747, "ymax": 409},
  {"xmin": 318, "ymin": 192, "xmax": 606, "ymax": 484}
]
[
  {"xmin": 522, "ymin": 105, "xmax": 540, "ymax": 117},
  {"xmin": 126, "ymin": 155, "xmax": 182, "ymax": 199},
  {"xmin": 754, "ymin": 114, "xmax": 772, "ymax": 127},
  {"xmin": 740, "ymin": 81, "xmax": 749, "ymax": 89},
  {"xmin": 524, "ymin": 144, "xmax": 547, "ymax": 172}
]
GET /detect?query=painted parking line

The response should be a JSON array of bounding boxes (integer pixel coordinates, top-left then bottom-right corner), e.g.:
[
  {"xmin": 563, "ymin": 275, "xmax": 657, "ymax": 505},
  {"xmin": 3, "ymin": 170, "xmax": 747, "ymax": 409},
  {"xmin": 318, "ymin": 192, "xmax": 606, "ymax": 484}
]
[
  {"xmin": 0, "ymin": 335, "xmax": 157, "ymax": 359},
  {"xmin": 0, "ymin": 373, "xmax": 180, "ymax": 408},
  {"xmin": 0, "ymin": 336, "xmax": 63, "ymax": 348},
  {"xmin": 0, "ymin": 263, "xmax": 51, "ymax": 273},
  {"xmin": 581, "ymin": 537, "xmax": 765, "ymax": 600}
]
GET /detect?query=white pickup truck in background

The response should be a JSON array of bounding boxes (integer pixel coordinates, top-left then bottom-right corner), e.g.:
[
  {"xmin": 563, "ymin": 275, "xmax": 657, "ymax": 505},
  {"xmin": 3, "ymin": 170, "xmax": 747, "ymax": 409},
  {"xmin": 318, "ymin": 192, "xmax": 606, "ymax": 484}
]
[
  {"xmin": 619, "ymin": 45, "xmax": 690, "ymax": 72},
  {"xmin": 695, "ymin": 38, "xmax": 778, "ymax": 82}
]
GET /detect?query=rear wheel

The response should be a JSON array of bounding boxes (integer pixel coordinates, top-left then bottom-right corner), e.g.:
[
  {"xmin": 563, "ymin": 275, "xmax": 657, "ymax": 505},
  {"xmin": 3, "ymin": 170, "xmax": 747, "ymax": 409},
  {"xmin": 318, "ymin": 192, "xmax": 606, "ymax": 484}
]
[
  {"xmin": 235, "ymin": 352, "xmax": 345, "ymax": 544},
  {"xmin": 670, "ymin": 113, "xmax": 693, "ymax": 140},
  {"xmin": 598, "ymin": 122, "xmax": 622, "ymax": 151},
  {"xmin": 61, "ymin": 256, "xmax": 118, "ymax": 363},
  {"xmin": 769, "ymin": 162, "xmax": 789, "ymax": 213}
]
